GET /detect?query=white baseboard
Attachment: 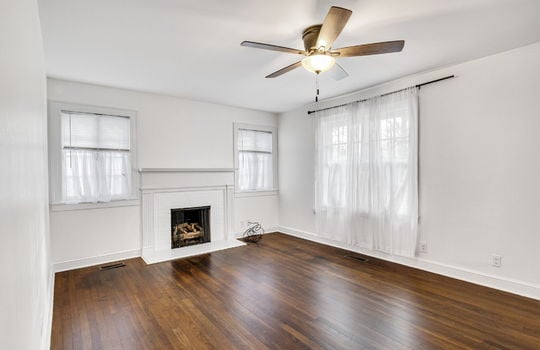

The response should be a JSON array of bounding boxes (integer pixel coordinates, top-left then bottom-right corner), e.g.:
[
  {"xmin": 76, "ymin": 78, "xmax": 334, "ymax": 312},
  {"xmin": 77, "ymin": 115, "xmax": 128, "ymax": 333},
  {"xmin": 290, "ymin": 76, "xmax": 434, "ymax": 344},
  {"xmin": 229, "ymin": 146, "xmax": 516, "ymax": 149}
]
[
  {"xmin": 54, "ymin": 249, "xmax": 141, "ymax": 273},
  {"xmin": 279, "ymin": 226, "xmax": 540, "ymax": 300}
]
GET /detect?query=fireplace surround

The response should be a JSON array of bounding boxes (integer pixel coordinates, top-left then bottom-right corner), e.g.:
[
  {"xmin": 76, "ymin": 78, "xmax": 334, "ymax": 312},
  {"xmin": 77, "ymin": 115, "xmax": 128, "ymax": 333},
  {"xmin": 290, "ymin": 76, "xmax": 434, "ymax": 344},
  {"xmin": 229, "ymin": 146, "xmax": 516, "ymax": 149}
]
[{"xmin": 140, "ymin": 184, "xmax": 245, "ymax": 264}]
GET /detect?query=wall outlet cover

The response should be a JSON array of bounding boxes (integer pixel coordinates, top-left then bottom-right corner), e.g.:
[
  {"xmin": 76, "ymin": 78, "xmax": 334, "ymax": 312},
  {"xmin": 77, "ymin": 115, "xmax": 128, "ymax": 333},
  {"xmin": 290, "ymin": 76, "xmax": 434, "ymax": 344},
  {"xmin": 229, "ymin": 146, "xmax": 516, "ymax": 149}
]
[{"xmin": 492, "ymin": 254, "xmax": 502, "ymax": 267}]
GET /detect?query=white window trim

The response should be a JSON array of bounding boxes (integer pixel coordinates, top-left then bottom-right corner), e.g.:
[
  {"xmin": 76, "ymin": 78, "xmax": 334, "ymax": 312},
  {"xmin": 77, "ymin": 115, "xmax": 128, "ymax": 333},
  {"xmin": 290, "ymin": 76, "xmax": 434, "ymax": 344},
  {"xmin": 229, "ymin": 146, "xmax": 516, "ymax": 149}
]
[
  {"xmin": 47, "ymin": 101, "xmax": 139, "ymax": 209},
  {"xmin": 233, "ymin": 123, "xmax": 278, "ymax": 195}
]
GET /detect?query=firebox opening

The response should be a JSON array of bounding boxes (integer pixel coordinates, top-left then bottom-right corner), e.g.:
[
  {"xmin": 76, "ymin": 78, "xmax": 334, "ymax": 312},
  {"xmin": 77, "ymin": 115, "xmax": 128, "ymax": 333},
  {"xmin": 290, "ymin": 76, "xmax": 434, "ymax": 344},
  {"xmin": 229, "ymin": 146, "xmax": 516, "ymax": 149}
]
[{"xmin": 171, "ymin": 206, "xmax": 211, "ymax": 249}]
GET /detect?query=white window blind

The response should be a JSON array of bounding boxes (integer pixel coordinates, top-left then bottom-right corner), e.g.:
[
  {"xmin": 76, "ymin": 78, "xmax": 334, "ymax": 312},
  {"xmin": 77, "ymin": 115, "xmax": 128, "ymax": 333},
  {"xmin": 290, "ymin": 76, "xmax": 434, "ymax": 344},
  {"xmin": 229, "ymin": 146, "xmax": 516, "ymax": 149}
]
[
  {"xmin": 237, "ymin": 128, "xmax": 273, "ymax": 191},
  {"xmin": 60, "ymin": 112, "xmax": 132, "ymax": 204}
]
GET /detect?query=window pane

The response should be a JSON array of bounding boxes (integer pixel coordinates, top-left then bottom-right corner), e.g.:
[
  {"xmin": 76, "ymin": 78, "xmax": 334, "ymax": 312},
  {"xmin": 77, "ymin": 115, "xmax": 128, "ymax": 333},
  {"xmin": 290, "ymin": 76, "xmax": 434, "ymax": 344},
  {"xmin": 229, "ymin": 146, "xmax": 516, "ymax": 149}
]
[
  {"xmin": 62, "ymin": 149, "xmax": 132, "ymax": 203},
  {"xmin": 62, "ymin": 113, "xmax": 99, "ymax": 148},
  {"xmin": 61, "ymin": 112, "xmax": 130, "ymax": 150},
  {"xmin": 98, "ymin": 115, "xmax": 130, "ymax": 149},
  {"xmin": 60, "ymin": 110, "xmax": 133, "ymax": 204},
  {"xmin": 98, "ymin": 151, "xmax": 132, "ymax": 199},
  {"xmin": 237, "ymin": 128, "xmax": 273, "ymax": 191},
  {"xmin": 238, "ymin": 151, "xmax": 273, "ymax": 191},
  {"xmin": 62, "ymin": 149, "xmax": 99, "ymax": 203},
  {"xmin": 238, "ymin": 129, "xmax": 272, "ymax": 152}
]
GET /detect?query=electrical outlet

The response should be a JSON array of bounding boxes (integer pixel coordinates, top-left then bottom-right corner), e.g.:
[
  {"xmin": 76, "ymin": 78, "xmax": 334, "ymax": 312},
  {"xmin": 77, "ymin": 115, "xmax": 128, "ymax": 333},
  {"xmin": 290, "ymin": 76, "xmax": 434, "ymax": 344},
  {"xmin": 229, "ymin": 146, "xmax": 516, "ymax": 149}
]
[
  {"xmin": 419, "ymin": 241, "xmax": 428, "ymax": 253},
  {"xmin": 492, "ymin": 254, "xmax": 502, "ymax": 267},
  {"xmin": 240, "ymin": 221, "xmax": 245, "ymax": 228}
]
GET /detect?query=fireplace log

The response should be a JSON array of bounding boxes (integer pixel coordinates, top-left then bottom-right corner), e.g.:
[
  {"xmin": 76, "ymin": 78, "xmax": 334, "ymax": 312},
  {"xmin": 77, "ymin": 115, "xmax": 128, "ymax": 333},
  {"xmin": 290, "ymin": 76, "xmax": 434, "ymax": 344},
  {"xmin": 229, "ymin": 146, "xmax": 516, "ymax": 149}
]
[
  {"xmin": 176, "ymin": 223, "xmax": 204, "ymax": 234},
  {"xmin": 180, "ymin": 231, "xmax": 203, "ymax": 240},
  {"xmin": 176, "ymin": 223, "xmax": 190, "ymax": 234}
]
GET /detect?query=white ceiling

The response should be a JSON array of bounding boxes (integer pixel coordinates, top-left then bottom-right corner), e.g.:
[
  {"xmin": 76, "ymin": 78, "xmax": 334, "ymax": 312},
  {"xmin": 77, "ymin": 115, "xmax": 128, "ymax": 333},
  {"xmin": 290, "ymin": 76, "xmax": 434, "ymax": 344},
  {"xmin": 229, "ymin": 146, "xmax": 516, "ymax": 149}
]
[{"xmin": 38, "ymin": 0, "xmax": 539, "ymax": 113}]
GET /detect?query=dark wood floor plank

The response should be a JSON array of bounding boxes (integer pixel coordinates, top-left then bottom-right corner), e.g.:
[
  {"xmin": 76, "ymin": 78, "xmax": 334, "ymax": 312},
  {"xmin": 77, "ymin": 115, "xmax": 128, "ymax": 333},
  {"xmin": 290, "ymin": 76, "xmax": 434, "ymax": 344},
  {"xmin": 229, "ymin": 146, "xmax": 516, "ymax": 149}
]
[{"xmin": 51, "ymin": 233, "xmax": 540, "ymax": 349}]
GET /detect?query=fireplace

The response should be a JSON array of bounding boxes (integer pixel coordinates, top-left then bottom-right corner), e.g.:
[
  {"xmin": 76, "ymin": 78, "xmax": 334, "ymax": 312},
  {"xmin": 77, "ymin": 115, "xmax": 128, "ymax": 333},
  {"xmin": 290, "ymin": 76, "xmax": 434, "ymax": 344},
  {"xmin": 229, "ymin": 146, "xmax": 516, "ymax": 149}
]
[{"xmin": 171, "ymin": 206, "xmax": 211, "ymax": 249}]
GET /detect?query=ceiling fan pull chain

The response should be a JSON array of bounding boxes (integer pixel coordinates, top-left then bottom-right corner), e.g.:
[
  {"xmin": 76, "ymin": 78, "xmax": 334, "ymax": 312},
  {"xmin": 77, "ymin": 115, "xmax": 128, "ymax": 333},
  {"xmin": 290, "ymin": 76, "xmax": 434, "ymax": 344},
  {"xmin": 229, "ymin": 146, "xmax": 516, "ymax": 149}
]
[{"xmin": 315, "ymin": 73, "xmax": 320, "ymax": 102}]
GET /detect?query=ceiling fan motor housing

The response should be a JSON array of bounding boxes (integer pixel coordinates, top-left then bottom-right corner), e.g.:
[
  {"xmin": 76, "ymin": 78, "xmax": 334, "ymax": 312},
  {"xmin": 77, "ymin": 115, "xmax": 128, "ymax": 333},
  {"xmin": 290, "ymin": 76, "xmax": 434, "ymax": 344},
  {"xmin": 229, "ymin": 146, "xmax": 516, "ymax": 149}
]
[{"xmin": 302, "ymin": 25, "xmax": 323, "ymax": 52}]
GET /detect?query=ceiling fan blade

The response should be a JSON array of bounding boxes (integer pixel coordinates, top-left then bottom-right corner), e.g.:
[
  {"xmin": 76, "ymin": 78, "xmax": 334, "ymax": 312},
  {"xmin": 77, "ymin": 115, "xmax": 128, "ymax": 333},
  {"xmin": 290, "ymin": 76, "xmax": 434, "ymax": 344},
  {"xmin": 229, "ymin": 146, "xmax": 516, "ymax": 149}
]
[
  {"xmin": 334, "ymin": 40, "xmax": 405, "ymax": 57},
  {"xmin": 329, "ymin": 63, "xmax": 349, "ymax": 81},
  {"xmin": 265, "ymin": 61, "xmax": 302, "ymax": 78},
  {"xmin": 316, "ymin": 6, "xmax": 352, "ymax": 50},
  {"xmin": 241, "ymin": 41, "xmax": 307, "ymax": 55}
]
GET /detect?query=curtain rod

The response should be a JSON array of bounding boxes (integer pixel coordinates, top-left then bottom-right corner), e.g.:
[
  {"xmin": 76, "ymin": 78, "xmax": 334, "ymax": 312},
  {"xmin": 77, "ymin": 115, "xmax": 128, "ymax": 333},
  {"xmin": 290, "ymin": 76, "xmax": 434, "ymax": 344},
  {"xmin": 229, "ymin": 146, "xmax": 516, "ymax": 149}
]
[{"xmin": 307, "ymin": 75, "xmax": 455, "ymax": 115}]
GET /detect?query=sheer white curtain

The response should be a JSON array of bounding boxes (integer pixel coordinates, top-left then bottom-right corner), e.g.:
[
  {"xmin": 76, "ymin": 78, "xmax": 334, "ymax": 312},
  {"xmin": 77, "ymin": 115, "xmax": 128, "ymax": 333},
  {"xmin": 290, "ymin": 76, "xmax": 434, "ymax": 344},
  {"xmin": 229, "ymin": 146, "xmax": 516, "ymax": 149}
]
[
  {"xmin": 61, "ymin": 112, "xmax": 132, "ymax": 204},
  {"xmin": 237, "ymin": 129, "xmax": 273, "ymax": 191},
  {"xmin": 315, "ymin": 87, "xmax": 419, "ymax": 257}
]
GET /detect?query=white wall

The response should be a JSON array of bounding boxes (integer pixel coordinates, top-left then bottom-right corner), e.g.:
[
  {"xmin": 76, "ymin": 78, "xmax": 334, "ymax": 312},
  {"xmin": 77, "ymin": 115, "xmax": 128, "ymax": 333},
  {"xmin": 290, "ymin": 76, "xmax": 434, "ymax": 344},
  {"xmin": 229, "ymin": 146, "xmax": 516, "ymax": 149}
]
[
  {"xmin": 47, "ymin": 79, "xmax": 279, "ymax": 269},
  {"xmin": 0, "ymin": 0, "xmax": 53, "ymax": 349},
  {"xmin": 279, "ymin": 43, "xmax": 540, "ymax": 298}
]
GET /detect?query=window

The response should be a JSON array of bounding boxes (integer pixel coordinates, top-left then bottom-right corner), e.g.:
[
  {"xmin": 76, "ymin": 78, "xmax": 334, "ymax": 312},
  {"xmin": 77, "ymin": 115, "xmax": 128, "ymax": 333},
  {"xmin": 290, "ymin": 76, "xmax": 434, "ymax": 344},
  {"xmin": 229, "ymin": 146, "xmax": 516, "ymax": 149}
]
[
  {"xmin": 234, "ymin": 124, "xmax": 278, "ymax": 192},
  {"xmin": 318, "ymin": 106, "xmax": 411, "ymax": 214},
  {"xmin": 48, "ymin": 102, "xmax": 137, "ymax": 205},
  {"xmin": 319, "ymin": 116, "xmax": 350, "ymax": 209},
  {"xmin": 314, "ymin": 87, "xmax": 419, "ymax": 257}
]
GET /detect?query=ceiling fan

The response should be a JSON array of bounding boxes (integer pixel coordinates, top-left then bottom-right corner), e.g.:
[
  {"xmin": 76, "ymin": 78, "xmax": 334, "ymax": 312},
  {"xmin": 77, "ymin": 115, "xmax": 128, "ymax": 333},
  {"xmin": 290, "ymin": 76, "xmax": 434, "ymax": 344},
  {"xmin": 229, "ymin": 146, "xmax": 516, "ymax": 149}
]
[{"xmin": 240, "ymin": 6, "xmax": 405, "ymax": 80}]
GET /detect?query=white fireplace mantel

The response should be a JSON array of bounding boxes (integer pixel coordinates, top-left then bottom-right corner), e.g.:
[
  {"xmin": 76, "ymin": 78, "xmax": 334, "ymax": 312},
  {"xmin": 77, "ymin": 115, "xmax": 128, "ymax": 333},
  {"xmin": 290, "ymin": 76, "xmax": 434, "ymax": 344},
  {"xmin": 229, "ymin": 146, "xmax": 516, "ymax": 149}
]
[{"xmin": 140, "ymin": 184, "xmax": 245, "ymax": 264}]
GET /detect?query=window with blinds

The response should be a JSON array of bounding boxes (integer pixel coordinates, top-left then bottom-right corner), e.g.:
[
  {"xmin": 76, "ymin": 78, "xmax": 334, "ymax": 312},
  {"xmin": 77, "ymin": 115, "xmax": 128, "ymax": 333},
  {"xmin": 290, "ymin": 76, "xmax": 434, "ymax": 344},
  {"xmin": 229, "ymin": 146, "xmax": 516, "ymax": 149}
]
[
  {"xmin": 235, "ymin": 126, "xmax": 277, "ymax": 192},
  {"xmin": 60, "ymin": 111, "xmax": 133, "ymax": 204}
]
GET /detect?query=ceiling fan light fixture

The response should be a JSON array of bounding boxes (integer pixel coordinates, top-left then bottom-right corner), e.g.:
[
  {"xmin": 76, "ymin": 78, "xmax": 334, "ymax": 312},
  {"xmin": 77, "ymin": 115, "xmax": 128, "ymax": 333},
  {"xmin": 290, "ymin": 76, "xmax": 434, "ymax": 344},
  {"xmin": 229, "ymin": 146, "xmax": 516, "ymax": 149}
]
[{"xmin": 301, "ymin": 54, "xmax": 335, "ymax": 74}]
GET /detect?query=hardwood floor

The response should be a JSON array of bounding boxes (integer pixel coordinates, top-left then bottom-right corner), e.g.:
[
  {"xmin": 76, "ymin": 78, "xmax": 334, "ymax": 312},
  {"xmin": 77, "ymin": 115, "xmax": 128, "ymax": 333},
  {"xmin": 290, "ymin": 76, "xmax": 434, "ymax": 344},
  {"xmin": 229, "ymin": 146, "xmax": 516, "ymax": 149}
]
[{"xmin": 52, "ymin": 233, "xmax": 540, "ymax": 349}]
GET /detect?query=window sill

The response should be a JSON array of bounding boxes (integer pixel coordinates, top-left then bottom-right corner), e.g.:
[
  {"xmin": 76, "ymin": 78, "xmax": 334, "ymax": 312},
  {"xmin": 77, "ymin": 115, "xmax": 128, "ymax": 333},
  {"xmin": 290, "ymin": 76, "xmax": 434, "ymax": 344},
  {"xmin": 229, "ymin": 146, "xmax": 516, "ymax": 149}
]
[
  {"xmin": 50, "ymin": 199, "xmax": 140, "ymax": 212},
  {"xmin": 234, "ymin": 189, "xmax": 279, "ymax": 198}
]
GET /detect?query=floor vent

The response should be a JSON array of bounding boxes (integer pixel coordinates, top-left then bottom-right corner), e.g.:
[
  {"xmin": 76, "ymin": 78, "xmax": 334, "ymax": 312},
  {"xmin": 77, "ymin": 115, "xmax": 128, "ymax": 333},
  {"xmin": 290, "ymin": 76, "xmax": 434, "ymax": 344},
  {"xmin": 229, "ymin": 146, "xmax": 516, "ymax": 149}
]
[
  {"xmin": 344, "ymin": 254, "xmax": 369, "ymax": 263},
  {"xmin": 100, "ymin": 262, "xmax": 126, "ymax": 271}
]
